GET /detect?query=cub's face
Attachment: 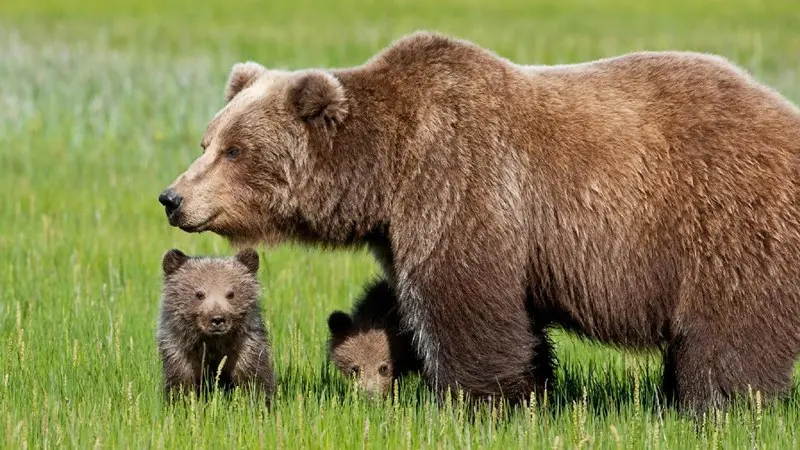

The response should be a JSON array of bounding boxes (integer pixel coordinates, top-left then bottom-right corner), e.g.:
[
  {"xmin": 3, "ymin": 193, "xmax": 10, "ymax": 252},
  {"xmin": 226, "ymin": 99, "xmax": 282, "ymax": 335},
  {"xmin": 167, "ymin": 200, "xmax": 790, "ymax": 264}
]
[
  {"xmin": 327, "ymin": 311, "xmax": 394, "ymax": 397},
  {"xmin": 160, "ymin": 248, "xmax": 261, "ymax": 337},
  {"xmin": 158, "ymin": 62, "xmax": 348, "ymax": 247}
]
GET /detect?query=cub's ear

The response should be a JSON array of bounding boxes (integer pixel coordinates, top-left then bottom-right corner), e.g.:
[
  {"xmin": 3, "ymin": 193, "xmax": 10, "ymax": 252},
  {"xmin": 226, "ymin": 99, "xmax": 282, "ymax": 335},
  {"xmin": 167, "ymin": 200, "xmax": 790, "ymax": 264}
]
[
  {"xmin": 289, "ymin": 70, "xmax": 348, "ymax": 127},
  {"xmin": 235, "ymin": 248, "xmax": 260, "ymax": 274},
  {"xmin": 162, "ymin": 249, "xmax": 189, "ymax": 275},
  {"xmin": 225, "ymin": 61, "xmax": 267, "ymax": 102},
  {"xmin": 327, "ymin": 311, "xmax": 354, "ymax": 337}
]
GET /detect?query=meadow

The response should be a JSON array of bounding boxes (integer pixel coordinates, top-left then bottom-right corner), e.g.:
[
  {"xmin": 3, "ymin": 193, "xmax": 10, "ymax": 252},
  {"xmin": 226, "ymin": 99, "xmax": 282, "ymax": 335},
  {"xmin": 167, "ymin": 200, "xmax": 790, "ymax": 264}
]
[{"xmin": 2, "ymin": 0, "xmax": 800, "ymax": 448}]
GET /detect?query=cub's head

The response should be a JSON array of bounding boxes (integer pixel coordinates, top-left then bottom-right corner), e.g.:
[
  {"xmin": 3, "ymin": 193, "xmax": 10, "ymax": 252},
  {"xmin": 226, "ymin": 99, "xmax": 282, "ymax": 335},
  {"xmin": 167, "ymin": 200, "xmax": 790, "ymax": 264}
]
[
  {"xmin": 327, "ymin": 311, "xmax": 395, "ymax": 398},
  {"xmin": 160, "ymin": 248, "xmax": 261, "ymax": 337},
  {"xmin": 158, "ymin": 62, "xmax": 348, "ymax": 247}
]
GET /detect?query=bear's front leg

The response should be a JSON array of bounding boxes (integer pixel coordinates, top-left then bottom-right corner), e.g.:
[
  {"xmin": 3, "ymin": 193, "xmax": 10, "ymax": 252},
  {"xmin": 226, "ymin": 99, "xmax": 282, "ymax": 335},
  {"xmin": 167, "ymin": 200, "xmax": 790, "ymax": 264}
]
[
  {"xmin": 232, "ymin": 333, "xmax": 277, "ymax": 406},
  {"xmin": 159, "ymin": 349, "xmax": 199, "ymax": 402},
  {"xmin": 394, "ymin": 259, "xmax": 555, "ymax": 406},
  {"xmin": 663, "ymin": 315, "xmax": 797, "ymax": 418}
]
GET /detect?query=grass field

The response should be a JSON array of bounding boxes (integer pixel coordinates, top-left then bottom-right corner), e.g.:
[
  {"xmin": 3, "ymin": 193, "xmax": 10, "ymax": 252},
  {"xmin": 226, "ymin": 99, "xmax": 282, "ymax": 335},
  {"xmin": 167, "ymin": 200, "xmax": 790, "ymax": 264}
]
[{"xmin": 2, "ymin": 0, "xmax": 800, "ymax": 448}]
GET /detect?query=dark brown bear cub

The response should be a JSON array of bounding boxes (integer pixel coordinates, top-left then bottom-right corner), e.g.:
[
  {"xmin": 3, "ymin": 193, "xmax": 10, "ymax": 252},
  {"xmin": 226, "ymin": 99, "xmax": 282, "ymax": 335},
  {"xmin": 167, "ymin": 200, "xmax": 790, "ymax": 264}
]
[
  {"xmin": 156, "ymin": 248, "xmax": 275, "ymax": 403},
  {"xmin": 327, "ymin": 279, "xmax": 422, "ymax": 398}
]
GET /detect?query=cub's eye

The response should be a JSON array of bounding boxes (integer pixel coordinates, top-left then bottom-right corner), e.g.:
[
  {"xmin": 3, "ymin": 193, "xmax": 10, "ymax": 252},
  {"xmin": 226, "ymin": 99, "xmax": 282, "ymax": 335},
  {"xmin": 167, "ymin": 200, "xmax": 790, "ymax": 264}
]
[
  {"xmin": 378, "ymin": 364, "xmax": 390, "ymax": 377},
  {"xmin": 225, "ymin": 147, "xmax": 241, "ymax": 160},
  {"xmin": 350, "ymin": 365, "xmax": 360, "ymax": 376},
  {"xmin": 195, "ymin": 291, "xmax": 205, "ymax": 300},
  {"xmin": 225, "ymin": 291, "xmax": 235, "ymax": 300}
]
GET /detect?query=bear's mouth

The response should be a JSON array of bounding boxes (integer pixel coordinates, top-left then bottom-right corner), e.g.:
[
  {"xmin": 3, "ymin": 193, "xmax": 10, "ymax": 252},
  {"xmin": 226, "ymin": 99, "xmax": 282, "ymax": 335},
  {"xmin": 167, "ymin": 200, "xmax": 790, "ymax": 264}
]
[
  {"xmin": 203, "ymin": 324, "xmax": 231, "ymax": 336},
  {"xmin": 179, "ymin": 222, "xmax": 206, "ymax": 233},
  {"xmin": 175, "ymin": 211, "xmax": 221, "ymax": 233}
]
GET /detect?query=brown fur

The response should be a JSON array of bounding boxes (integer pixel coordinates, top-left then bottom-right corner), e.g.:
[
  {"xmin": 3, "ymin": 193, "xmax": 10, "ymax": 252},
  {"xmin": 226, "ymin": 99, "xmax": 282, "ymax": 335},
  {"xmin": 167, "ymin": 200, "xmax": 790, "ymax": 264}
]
[
  {"xmin": 156, "ymin": 248, "xmax": 275, "ymax": 404},
  {"xmin": 327, "ymin": 278, "xmax": 423, "ymax": 397},
  {"xmin": 160, "ymin": 31, "xmax": 800, "ymax": 415}
]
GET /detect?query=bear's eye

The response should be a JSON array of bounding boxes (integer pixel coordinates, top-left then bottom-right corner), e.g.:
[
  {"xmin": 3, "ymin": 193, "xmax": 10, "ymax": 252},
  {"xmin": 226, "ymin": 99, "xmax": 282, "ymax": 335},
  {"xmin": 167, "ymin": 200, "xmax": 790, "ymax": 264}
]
[
  {"xmin": 225, "ymin": 291, "xmax": 235, "ymax": 300},
  {"xmin": 195, "ymin": 291, "xmax": 205, "ymax": 300},
  {"xmin": 224, "ymin": 147, "xmax": 241, "ymax": 160},
  {"xmin": 378, "ymin": 364, "xmax": 390, "ymax": 377},
  {"xmin": 350, "ymin": 365, "xmax": 360, "ymax": 376}
]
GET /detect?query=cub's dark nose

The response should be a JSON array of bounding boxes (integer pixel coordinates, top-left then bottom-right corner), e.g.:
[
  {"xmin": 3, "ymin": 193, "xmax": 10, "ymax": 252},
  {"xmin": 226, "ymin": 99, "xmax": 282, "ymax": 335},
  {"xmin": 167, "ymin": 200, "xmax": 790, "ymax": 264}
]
[
  {"xmin": 210, "ymin": 316, "xmax": 226, "ymax": 327},
  {"xmin": 158, "ymin": 188, "xmax": 183, "ymax": 216}
]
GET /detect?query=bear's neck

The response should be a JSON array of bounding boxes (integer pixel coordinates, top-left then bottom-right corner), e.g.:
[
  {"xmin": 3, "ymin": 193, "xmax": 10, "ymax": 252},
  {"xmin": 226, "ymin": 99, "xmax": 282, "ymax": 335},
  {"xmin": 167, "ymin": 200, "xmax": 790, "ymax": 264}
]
[
  {"xmin": 191, "ymin": 332, "xmax": 242, "ymax": 364},
  {"xmin": 288, "ymin": 67, "xmax": 416, "ymax": 248}
]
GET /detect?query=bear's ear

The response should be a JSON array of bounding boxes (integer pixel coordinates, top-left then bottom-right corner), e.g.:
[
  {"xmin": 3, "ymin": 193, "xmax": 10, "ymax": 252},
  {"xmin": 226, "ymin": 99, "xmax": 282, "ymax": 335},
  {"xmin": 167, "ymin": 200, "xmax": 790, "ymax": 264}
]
[
  {"xmin": 162, "ymin": 249, "xmax": 189, "ymax": 275},
  {"xmin": 225, "ymin": 61, "xmax": 267, "ymax": 103},
  {"xmin": 235, "ymin": 248, "xmax": 260, "ymax": 274},
  {"xmin": 289, "ymin": 70, "xmax": 348, "ymax": 128},
  {"xmin": 327, "ymin": 311, "xmax": 354, "ymax": 337}
]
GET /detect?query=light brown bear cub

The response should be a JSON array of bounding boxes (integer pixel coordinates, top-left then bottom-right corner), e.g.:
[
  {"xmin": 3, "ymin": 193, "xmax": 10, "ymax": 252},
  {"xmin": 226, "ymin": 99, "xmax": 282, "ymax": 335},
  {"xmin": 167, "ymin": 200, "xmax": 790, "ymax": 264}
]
[
  {"xmin": 157, "ymin": 248, "xmax": 275, "ymax": 404},
  {"xmin": 327, "ymin": 279, "xmax": 422, "ymax": 398}
]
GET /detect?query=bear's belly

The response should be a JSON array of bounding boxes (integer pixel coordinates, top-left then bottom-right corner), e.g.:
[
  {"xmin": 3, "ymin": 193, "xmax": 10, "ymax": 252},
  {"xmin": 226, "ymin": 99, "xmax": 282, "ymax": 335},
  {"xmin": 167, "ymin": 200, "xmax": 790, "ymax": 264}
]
[{"xmin": 529, "ymin": 289, "xmax": 671, "ymax": 349}]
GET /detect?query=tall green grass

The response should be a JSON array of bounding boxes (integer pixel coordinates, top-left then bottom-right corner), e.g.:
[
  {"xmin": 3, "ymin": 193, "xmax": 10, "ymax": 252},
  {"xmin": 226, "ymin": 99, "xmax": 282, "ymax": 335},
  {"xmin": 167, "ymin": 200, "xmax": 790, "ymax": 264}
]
[{"xmin": 2, "ymin": 0, "xmax": 800, "ymax": 447}]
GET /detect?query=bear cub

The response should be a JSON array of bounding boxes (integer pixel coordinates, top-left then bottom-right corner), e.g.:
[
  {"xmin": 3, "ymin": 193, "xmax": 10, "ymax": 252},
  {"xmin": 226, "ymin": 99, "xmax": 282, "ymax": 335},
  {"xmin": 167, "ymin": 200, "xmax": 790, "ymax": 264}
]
[
  {"xmin": 327, "ymin": 279, "xmax": 422, "ymax": 397},
  {"xmin": 157, "ymin": 248, "xmax": 275, "ymax": 403}
]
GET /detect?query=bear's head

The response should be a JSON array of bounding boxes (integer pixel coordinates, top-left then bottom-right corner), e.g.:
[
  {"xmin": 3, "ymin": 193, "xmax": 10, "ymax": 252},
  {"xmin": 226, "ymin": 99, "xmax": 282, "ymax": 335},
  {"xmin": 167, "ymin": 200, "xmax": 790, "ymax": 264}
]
[
  {"xmin": 158, "ymin": 62, "xmax": 348, "ymax": 247},
  {"xmin": 326, "ymin": 310, "xmax": 396, "ymax": 398},
  {"xmin": 160, "ymin": 248, "xmax": 262, "ymax": 337}
]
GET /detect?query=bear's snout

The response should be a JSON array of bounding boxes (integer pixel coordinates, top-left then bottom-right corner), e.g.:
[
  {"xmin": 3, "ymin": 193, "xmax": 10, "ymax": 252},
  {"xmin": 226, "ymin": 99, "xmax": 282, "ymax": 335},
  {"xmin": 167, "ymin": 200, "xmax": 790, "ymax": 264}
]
[
  {"xmin": 158, "ymin": 188, "xmax": 183, "ymax": 220},
  {"xmin": 203, "ymin": 314, "xmax": 230, "ymax": 335},
  {"xmin": 210, "ymin": 316, "xmax": 226, "ymax": 329}
]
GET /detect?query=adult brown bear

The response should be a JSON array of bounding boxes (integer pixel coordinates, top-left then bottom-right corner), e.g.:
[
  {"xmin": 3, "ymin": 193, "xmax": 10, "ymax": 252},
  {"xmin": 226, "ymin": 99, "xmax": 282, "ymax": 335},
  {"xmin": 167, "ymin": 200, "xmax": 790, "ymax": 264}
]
[{"xmin": 158, "ymin": 31, "xmax": 800, "ymax": 414}]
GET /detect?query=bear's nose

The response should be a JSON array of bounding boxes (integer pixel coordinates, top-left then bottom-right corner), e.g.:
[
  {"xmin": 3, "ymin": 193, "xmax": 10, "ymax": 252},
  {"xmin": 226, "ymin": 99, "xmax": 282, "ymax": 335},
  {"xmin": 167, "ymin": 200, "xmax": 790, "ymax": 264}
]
[
  {"xmin": 210, "ymin": 316, "xmax": 226, "ymax": 327},
  {"xmin": 158, "ymin": 188, "xmax": 183, "ymax": 216}
]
